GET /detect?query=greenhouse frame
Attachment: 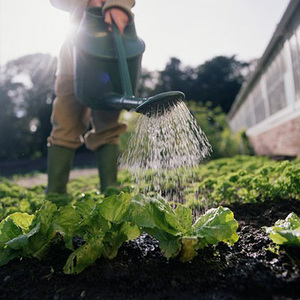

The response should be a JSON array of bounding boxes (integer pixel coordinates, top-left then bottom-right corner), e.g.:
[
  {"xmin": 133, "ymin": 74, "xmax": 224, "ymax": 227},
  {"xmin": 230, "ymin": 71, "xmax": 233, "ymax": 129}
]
[{"xmin": 228, "ymin": 0, "xmax": 300, "ymax": 157}]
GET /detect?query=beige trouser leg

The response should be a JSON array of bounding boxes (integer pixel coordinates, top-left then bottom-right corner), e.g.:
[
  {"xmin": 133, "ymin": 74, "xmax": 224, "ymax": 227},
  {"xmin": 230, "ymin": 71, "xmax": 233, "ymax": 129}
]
[
  {"xmin": 85, "ymin": 110, "xmax": 127, "ymax": 151},
  {"xmin": 48, "ymin": 94, "xmax": 90, "ymax": 149},
  {"xmin": 47, "ymin": 76, "xmax": 127, "ymax": 150}
]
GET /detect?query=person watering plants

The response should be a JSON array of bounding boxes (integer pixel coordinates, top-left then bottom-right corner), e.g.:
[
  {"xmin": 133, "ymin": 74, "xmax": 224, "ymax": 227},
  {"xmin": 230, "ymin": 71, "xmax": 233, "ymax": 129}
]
[{"xmin": 47, "ymin": 0, "xmax": 135, "ymax": 194}]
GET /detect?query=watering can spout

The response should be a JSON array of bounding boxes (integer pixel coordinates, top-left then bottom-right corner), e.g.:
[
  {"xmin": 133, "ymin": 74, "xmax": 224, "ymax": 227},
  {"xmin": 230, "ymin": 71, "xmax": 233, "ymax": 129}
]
[
  {"xmin": 103, "ymin": 91, "xmax": 185, "ymax": 114},
  {"xmin": 103, "ymin": 94, "xmax": 143, "ymax": 111}
]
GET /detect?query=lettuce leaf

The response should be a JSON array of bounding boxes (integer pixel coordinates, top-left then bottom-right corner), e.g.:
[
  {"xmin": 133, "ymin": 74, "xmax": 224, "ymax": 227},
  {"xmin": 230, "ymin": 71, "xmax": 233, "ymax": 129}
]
[
  {"xmin": 130, "ymin": 195, "xmax": 183, "ymax": 258},
  {"xmin": 263, "ymin": 212, "xmax": 300, "ymax": 247},
  {"xmin": 98, "ymin": 193, "xmax": 131, "ymax": 223},
  {"xmin": 130, "ymin": 195, "xmax": 181, "ymax": 235},
  {"xmin": 192, "ymin": 206, "xmax": 239, "ymax": 248},
  {"xmin": 178, "ymin": 207, "xmax": 239, "ymax": 262},
  {"xmin": 0, "ymin": 212, "xmax": 35, "ymax": 265},
  {"xmin": 22, "ymin": 201, "xmax": 58, "ymax": 259},
  {"xmin": 130, "ymin": 196, "xmax": 239, "ymax": 262},
  {"xmin": 52, "ymin": 200, "xmax": 101, "ymax": 250},
  {"xmin": 62, "ymin": 193, "xmax": 140, "ymax": 274},
  {"xmin": 102, "ymin": 222, "xmax": 140, "ymax": 259},
  {"xmin": 145, "ymin": 227, "xmax": 181, "ymax": 259},
  {"xmin": 175, "ymin": 205, "xmax": 193, "ymax": 233},
  {"xmin": 0, "ymin": 201, "xmax": 58, "ymax": 265},
  {"xmin": 63, "ymin": 235, "xmax": 104, "ymax": 274},
  {"xmin": 0, "ymin": 212, "xmax": 34, "ymax": 247}
]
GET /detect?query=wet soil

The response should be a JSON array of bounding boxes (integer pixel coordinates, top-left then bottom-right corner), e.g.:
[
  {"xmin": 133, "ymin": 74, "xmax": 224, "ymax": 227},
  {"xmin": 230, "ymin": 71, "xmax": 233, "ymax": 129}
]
[{"xmin": 0, "ymin": 198, "xmax": 299, "ymax": 300}]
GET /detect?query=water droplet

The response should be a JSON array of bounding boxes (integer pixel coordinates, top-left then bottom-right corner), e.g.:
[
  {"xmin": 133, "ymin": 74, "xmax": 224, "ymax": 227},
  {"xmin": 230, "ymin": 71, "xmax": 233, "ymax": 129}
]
[{"xmin": 120, "ymin": 100, "xmax": 212, "ymax": 204}]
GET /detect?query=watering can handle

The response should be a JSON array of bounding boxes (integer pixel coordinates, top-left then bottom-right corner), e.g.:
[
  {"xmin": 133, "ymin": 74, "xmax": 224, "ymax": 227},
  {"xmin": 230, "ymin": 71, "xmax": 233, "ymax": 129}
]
[{"xmin": 112, "ymin": 23, "xmax": 134, "ymax": 97}]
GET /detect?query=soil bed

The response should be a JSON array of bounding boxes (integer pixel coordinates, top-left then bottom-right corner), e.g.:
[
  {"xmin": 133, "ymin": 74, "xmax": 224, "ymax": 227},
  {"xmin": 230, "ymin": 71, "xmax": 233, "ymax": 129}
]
[{"xmin": 0, "ymin": 198, "xmax": 299, "ymax": 300}]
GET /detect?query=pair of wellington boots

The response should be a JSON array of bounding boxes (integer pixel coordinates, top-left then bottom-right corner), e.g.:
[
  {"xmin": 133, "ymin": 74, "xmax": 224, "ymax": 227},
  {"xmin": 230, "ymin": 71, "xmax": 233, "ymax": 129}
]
[{"xmin": 46, "ymin": 144, "xmax": 118, "ymax": 194}]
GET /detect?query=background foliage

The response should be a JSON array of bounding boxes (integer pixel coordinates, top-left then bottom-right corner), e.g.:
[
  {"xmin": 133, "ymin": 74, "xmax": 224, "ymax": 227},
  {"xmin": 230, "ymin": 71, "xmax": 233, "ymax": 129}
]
[{"xmin": 0, "ymin": 54, "xmax": 56, "ymax": 162}]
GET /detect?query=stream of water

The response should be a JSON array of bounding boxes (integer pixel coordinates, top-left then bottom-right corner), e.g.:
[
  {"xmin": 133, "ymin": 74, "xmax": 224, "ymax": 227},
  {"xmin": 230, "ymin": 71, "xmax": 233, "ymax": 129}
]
[{"xmin": 120, "ymin": 99, "xmax": 212, "ymax": 206}]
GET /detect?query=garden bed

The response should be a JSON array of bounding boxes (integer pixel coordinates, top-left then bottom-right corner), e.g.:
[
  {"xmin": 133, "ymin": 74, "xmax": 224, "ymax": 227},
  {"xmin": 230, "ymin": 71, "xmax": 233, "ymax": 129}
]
[
  {"xmin": 1, "ymin": 156, "xmax": 299, "ymax": 299},
  {"xmin": 0, "ymin": 197, "xmax": 299, "ymax": 300}
]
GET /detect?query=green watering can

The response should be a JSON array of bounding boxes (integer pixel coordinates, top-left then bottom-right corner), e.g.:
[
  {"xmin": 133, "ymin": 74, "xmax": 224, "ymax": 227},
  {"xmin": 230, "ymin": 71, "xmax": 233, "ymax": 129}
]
[{"xmin": 73, "ymin": 7, "xmax": 184, "ymax": 114}]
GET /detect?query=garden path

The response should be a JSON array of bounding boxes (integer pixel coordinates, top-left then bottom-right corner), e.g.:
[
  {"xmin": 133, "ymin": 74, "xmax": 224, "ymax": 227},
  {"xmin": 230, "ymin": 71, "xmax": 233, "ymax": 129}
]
[{"xmin": 14, "ymin": 168, "xmax": 98, "ymax": 188}]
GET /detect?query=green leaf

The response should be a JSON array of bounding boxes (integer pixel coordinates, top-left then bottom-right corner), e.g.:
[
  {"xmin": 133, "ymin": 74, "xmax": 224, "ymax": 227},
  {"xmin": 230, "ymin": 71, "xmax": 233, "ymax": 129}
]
[
  {"xmin": 75, "ymin": 199, "xmax": 97, "ymax": 218},
  {"xmin": 274, "ymin": 212, "xmax": 300, "ymax": 230},
  {"xmin": 98, "ymin": 193, "xmax": 131, "ymax": 223},
  {"xmin": 55, "ymin": 205, "xmax": 82, "ymax": 229},
  {"xmin": 22, "ymin": 201, "xmax": 58, "ymax": 258},
  {"xmin": 269, "ymin": 230, "xmax": 300, "ymax": 246},
  {"xmin": 263, "ymin": 212, "xmax": 300, "ymax": 247},
  {"xmin": 146, "ymin": 228, "xmax": 181, "ymax": 259},
  {"xmin": 149, "ymin": 200, "xmax": 180, "ymax": 235},
  {"xmin": 0, "ymin": 212, "xmax": 38, "ymax": 265},
  {"xmin": 0, "ymin": 247, "xmax": 22, "ymax": 266},
  {"xmin": 102, "ymin": 222, "xmax": 140, "ymax": 259},
  {"xmin": 6, "ymin": 223, "xmax": 40, "ymax": 250},
  {"xmin": 8, "ymin": 212, "xmax": 35, "ymax": 231},
  {"xmin": 175, "ymin": 205, "xmax": 193, "ymax": 233},
  {"xmin": 53, "ymin": 205, "xmax": 83, "ymax": 249},
  {"xmin": 192, "ymin": 206, "xmax": 239, "ymax": 248},
  {"xmin": 0, "ymin": 213, "xmax": 34, "ymax": 247},
  {"xmin": 0, "ymin": 218, "xmax": 23, "ymax": 247},
  {"xmin": 31, "ymin": 201, "xmax": 57, "ymax": 237},
  {"xmin": 131, "ymin": 195, "xmax": 181, "ymax": 236},
  {"xmin": 0, "ymin": 203, "xmax": 58, "ymax": 264},
  {"xmin": 119, "ymin": 222, "xmax": 140, "ymax": 241},
  {"xmin": 53, "ymin": 199, "xmax": 109, "ymax": 250},
  {"xmin": 130, "ymin": 196, "xmax": 157, "ymax": 228},
  {"xmin": 63, "ymin": 235, "xmax": 104, "ymax": 274}
]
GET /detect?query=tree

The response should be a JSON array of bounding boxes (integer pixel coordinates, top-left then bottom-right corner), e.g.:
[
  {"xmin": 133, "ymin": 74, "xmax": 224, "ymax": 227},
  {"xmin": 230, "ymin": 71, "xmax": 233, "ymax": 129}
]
[
  {"xmin": 0, "ymin": 53, "xmax": 57, "ymax": 162},
  {"xmin": 192, "ymin": 56, "xmax": 248, "ymax": 113},
  {"xmin": 148, "ymin": 55, "xmax": 248, "ymax": 113},
  {"xmin": 151, "ymin": 57, "xmax": 196, "ymax": 97}
]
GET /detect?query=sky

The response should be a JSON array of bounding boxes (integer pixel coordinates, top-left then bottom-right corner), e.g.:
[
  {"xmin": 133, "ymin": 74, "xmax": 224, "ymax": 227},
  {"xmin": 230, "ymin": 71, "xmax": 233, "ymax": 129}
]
[{"xmin": 0, "ymin": 0, "xmax": 290, "ymax": 71}]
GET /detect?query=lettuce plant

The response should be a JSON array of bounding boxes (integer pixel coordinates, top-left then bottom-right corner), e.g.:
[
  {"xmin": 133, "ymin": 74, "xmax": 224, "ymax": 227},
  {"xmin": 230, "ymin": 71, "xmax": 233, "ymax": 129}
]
[
  {"xmin": 263, "ymin": 212, "xmax": 300, "ymax": 247},
  {"xmin": 130, "ymin": 195, "xmax": 239, "ymax": 261},
  {"xmin": 0, "ymin": 193, "xmax": 239, "ymax": 274}
]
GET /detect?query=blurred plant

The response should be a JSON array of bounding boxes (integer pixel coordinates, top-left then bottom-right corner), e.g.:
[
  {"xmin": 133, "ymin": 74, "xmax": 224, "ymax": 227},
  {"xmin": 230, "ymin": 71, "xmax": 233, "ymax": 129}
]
[{"xmin": 187, "ymin": 101, "xmax": 253, "ymax": 159}]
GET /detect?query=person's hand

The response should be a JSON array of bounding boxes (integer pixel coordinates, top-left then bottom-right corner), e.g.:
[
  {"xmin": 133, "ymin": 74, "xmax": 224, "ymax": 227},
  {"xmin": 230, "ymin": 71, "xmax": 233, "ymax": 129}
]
[
  {"xmin": 104, "ymin": 8, "xmax": 129, "ymax": 34},
  {"xmin": 88, "ymin": 0, "xmax": 129, "ymax": 34}
]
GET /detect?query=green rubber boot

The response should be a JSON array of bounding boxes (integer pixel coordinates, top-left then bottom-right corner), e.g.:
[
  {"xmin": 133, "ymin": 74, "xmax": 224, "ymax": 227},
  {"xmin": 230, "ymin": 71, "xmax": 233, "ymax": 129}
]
[
  {"xmin": 46, "ymin": 145, "xmax": 75, "ymax": 194},
  {"xmin": 95, "ymin": 144, "xmax": 118, "ymax": 193}
]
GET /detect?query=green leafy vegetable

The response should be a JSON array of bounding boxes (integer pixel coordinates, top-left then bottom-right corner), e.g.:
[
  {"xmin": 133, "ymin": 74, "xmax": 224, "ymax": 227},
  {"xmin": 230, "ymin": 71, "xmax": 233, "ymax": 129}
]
[
  {"xmin": 62, "ymin": 193, "xmax": 140, "ymax": 274},
  {"xmin": 192, "ymin": 206, "xmax": 239, "ymax": 248},
  {"xmin": 175, "ymin": 205, "xmax": 193, "ymax": 233},
  {"xmin": 263, "ymin": 212, "xmax": 300, "ymax": 247},
  {"xmin": 0, "ymin": 191, "xmax": 239, "ymax": 274},
  {"xmin": 130, "ymin": 195, "xmax": 239, "ymax": 262},
  {"xmin": 64, "ymin": 235, "xmax": 104, "ymax": 274},
  {"xmin": 0, "ymin": 201, "xmax": 58, "ymax": 265},
  {"xmin": 98, "ymin": 193, "xmax": 131, "ymax": 223}
]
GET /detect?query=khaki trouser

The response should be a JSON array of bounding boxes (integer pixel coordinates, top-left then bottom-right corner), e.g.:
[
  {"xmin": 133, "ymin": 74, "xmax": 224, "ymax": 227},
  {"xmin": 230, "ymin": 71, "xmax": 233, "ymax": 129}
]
[{"xmin": 47, "ymin": 41, "xmax": 127, "ymax": 151}]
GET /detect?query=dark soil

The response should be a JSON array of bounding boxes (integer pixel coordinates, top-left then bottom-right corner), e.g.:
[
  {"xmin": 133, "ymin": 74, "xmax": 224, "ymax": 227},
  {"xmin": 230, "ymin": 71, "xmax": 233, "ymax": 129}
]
[{"xmin": 1, "ymin": 198, "xmax": 299, "ymax": 300}]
